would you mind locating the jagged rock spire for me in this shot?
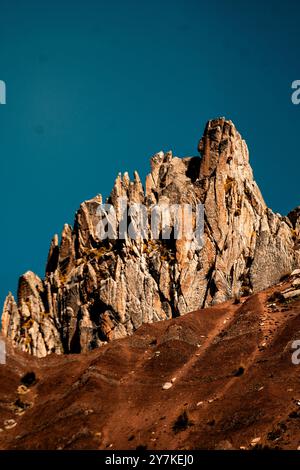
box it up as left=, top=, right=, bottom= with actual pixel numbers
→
left=2, top=119, right=300, bottom=357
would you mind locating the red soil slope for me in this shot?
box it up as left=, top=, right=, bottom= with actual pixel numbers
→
left=1, top=279, right=300, bottom=450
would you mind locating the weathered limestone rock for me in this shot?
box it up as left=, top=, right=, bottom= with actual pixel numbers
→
left=1, top=293, right=19, bottom=339
left=2, top=118, right=300, bottom=356
left=2, top=273, right=63, bottom=357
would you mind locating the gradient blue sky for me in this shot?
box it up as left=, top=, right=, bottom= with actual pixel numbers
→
left=1, top=0, right=300, bottom=306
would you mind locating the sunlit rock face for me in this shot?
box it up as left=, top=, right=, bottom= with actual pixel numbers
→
left=2, top=118, right=300, bottom=357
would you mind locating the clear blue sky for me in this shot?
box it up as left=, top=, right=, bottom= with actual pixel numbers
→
left=1, top=0, right=300, bottom=307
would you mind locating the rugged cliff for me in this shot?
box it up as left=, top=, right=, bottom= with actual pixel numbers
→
left=2, top=118, right=300, bottom=357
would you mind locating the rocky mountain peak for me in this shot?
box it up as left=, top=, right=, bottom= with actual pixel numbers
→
left=2, top=118, right=300, bottom=357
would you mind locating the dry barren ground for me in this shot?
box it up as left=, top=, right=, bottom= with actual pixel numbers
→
left=1, top=278, right=300, bottom=450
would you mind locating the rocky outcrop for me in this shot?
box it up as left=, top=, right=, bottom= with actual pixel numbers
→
left=2, top=118, right=300, bottom=357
